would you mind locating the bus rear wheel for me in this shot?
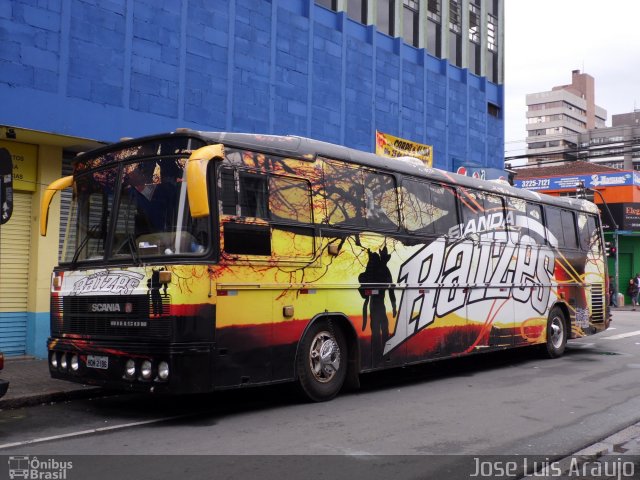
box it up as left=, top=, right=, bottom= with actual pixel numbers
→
left=297, top=319, right=347, bottom=402
left=543, top=307, right=567, bottom=358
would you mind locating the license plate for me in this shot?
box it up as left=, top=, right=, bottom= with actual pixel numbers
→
left=86, top=355, right=109, bottom=369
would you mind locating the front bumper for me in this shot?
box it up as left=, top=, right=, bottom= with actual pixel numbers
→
left=48, top=338, right=214, bottom=394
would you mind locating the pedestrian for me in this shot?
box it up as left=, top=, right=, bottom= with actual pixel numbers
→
left=608, top=275, right=618, bottom=308
left=636, top=273, right=640, bottom=309
left=628, top=278, right=639, bottom=311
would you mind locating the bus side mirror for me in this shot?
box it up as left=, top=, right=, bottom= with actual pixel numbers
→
left=40, top=176, right=73, bottom=236
left=186, top=144, right=224, bottom=218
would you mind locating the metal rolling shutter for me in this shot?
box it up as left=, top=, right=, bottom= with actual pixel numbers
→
left=58, top=154, right=73, bottom=261
left=0, top=192, right=32, bottom=355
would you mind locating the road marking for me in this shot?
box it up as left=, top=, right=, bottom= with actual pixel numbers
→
left=603, top=330, right=640, bottom=340
left=0, top=415, right=188, bottom=450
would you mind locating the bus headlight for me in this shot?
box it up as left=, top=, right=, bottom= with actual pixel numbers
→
left=158, top=361, right=169, bottom=381
left=70, top=355, right=79, bottom=371
left=50, top=353, right=58, bottom=369
left=141, top=360, right=153, bottom=379
left=125, top=359, right=136, bottom=378
left=60, top=354, right=68, bottom=370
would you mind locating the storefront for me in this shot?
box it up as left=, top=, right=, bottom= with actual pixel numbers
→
left=0, top=128, right=103, bottom=357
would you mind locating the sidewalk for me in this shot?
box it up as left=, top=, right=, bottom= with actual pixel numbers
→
left=0, top=356, right=103, bottom=410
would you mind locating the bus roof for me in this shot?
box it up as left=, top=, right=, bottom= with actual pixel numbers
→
left=78, top=130, right=599, bottom=215
left=193, top=131, right=598, bottom=215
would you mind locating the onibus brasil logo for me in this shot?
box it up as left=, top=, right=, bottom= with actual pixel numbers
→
left=8, top=456, right=72, bottom=479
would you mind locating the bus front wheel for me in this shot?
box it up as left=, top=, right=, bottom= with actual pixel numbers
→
left=544, top=307, right=568, bottom=358
left=296, top=319, right=347, bottom=402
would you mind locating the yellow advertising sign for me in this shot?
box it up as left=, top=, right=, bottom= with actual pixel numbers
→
left=375, top=131, right=433, bottom=167
left=0, top=140, right=38, bottom=192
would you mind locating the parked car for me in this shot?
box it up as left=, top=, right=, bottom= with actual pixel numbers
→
left=0, top=351, right=8, bottom=398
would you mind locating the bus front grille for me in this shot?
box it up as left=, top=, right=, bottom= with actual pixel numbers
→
left=50, top=295, right=172, bottom=338
left=591, top=284, right=605, bottom=323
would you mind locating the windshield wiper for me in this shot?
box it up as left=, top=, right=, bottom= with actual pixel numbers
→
left=70, top=224, right=101, bottom=267
left=114, top=232, right=142, bottom=266
left=123, top=233, right=142, bottom=266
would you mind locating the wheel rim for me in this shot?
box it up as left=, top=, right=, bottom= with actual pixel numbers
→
left=550, top=315, right=564, bottom=349
left=308, top=331, right=341, bottom=383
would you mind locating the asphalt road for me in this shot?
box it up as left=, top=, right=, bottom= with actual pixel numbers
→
left=2, top=310, right=640, bottom=479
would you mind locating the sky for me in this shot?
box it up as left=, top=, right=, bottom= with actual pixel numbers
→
left=504, top=0, right=640, bottom=160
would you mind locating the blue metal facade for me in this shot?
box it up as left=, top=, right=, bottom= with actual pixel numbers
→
left=0, top=0, right=504, bottom=169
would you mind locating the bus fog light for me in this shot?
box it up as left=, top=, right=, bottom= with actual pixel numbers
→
left=50, top=353, right=58, bottom=369
left=70, top=355, right=79, bottom=371
left=60, top=354, right=68, bottom=370
left=158, top=361, right=169, bottom=380
left=141, top=360, right=153, bottom=379
left=125, top=359, right=136, bottom=378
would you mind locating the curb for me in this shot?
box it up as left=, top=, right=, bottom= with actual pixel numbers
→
left=517, top=421, right=640, bottom=479
left=0, top=387, right=107, bottom=411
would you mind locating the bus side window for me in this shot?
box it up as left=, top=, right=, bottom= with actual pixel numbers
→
left=459, top=190, right=504, bottom=238
left=401, top=179, right=434, bottom=234
left=362, top=171, right=399, bottom=230
left=430, top=183, right=458, bottom=233
left=324, top=160, right=366, bottom=227
left=544, top=207, right=564, bottom=247
left=220, top=168, right=237, bottom=215
left=269, top=175, right=312, bottom=223
left=484, top=193, right=506, bottom=241
left=561, top=209, right=578, bottom=249
left=401, top=179, right=456, bottom=235
left=545, top=206, right=577, bottom=248
left=578, top=214, right=599, bottom=252
left=525, top=202, right=543, bottom=242
left=224, top=222, right=271, bottom=256
left=239, top=172, right=268, bottom=219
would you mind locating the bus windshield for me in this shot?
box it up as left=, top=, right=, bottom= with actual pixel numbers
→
left=61, top=142, right=210, bottom=264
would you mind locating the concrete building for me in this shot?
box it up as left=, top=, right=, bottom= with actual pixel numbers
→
left=576, top=110, right=640, bottom=170
left=525, top=70, right=607, bottom=165
left=0, top=0, right=505, bottom=357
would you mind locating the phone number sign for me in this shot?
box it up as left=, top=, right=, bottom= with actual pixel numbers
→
left=515, top=172, right=636, bottom=191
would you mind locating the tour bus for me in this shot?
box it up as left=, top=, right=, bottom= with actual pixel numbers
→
left=40, top=130, right=609, bottom=401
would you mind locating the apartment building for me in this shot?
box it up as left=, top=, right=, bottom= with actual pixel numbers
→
left=525, top=70, right=607, bottom=164
left=577, top=110, right=640, bottom=170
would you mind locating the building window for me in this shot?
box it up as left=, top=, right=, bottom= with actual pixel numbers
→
left=377, top=0, right=395, bottom=36
left=487, top=14, right=497, bottom=52
left=347, top=0, right=368, bottom=23
left=449, top=0, right=462, bottom=66
left=426, top=0, right=441, bottom=57
left=316, top=0, right=337, bottom=11
left=427, top=0, right=441, bottom=21
left=449, top=0, right=461, bottom=34
left=468, top=3, right=481, bottom=74
left=403, top=0, right=419, bottom=46
left=487, top=11, right=499, bottom=83
left=488, top=103, right=500, bottom=118
left=468, top=3, right=480, bottom=43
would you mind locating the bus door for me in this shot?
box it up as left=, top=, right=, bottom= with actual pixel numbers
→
left=214, top=167, right=274, bottom=387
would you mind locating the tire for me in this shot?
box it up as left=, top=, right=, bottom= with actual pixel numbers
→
left=296, top=319, right=348, bottom=402
left=543, top=306, right=568, bottom=358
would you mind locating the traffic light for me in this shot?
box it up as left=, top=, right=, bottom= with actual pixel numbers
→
left=576, top=181, right=586, bottom=199
left=605, top=241, right=617, bottom=257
